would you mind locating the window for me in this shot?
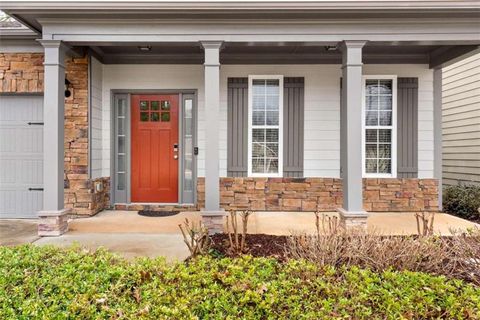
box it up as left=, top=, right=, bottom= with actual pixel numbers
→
left=362, top=76, right=397, bottom=177
left=248, top=75, right=283, bottom=177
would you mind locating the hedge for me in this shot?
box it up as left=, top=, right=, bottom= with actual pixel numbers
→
left=1, top=245, right=479, bottom=319
left=443, top=184, right=480, bottom=221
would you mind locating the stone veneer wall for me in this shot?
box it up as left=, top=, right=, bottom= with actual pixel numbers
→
left=0, top=53, right=110, bottom=215
left=197, top=177, right=439, bottom=212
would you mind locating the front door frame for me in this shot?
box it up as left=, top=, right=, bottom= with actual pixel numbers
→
left=110, top=89, right=197, bottom=206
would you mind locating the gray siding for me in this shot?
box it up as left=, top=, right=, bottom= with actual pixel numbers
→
left=283, top=77, right=305, bottom=177
left=397, top=77, right=419, bottom=178
left=227, top=77, right=305, bottom=177
left=442, top=53, right=480, bottom=186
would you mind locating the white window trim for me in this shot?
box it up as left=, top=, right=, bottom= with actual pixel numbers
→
left=247, top=75, right=284, bottom=177
left=361, top=75, right=398, bottom=178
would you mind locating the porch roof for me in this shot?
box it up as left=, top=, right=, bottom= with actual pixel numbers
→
left=1, top=1, right=479, bottom=68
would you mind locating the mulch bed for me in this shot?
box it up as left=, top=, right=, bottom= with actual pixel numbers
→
left=210, top=234, right=289, bottom=260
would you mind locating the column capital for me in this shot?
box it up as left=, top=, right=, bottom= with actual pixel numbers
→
left=340, top=40, right=367, bottom=67
left=200, top=40, right=224, bottom=50
left=37, top=39, right=69, bottom=67
left=339, top=40, right=368, bottom=51
left=201, top=41, right=223, bottom=67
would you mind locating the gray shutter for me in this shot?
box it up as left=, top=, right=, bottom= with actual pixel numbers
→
left=227, top=77, right=305, bottom=177
left=283, top=77, right=304, bottom=177
left=397, top=77, right=418, bottom=178
left=227, top=78, right=248, bottom=177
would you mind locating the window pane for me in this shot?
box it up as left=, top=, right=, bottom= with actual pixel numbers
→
left=140, top=112, right=149, bottom=122
left=365, top=144, right=377, bottom=158
left=365, top=111, right=378, bottom=126
left=140, top=101, right=149, bottom=110
left=379, top=80, right=392, bottom=94
left=266, top=159, right=278, bottom=173
left=365, top=96, right=378, bottom=110
left=379, top=111, right=392, bottom=126
left=117, top=173, right=125, bottom=190
left=118, top=136, right=125, bottom=154
left=366, top=159, right=377, bottom=173
left=252, top=142, right=265, bottom=158
left=252, top=111, right=265, bottom=125
left=252, top=80, right=266, bottom=95
left=266, top=129, right=279, bottom=142
left=266, top=95, right=279, bottom=110
left=266, top=111, right=279, bottom=125
left=379, top=144, right=391, bottom=158
left=252, top=129, right=265, bottom=142
left=378, top=129, right=391, bottom=143
left=151, top=101, right=160, bottom=110
left=266, top=80, right=279, bottom=95
left=365, top=80, right=379, bottom=94
left=161, top=101, right=171, bottom=110
left=151, top=112, right=160, bottom=122
left=265, top=143, right=278, bottom=157
left=378, top=159, right=391, bottom=173
left=365, top=129, right=377, bottom=143
left=118, top=100, right=125, bottom=116
left=379, top=96, right=392, bottom=110
left=252, top=158, right=265, bottom=173
left=118, top=119, right=125, bottom=134
left=185, top=99, right=193, bottom=117
left=253, top=95, right=265, bottom=110
left=118, top=154, right=125, bottom=172
left=161, top=112, right=170, bottom=122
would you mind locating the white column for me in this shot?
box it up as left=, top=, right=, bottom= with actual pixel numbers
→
left=38, top=40, right=69, bottom=212
left=200, top=41, right=225, bottom=233
left=433, top=68, right=443, bottom=211
left=337, top=40, right=368, bottom=227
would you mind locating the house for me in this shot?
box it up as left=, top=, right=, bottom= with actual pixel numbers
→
left=0, top=1, right=479, bottom=234
left=442, top=53, right=480, bottom=186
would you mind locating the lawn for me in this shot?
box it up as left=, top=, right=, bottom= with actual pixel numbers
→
left=1, top=245, right=479, bottom=319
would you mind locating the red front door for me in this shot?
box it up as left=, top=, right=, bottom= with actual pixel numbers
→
left=131, top=94, right=179, bottom=203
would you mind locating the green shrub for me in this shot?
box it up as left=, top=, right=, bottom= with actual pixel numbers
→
left=443, top=184, right=480, bottom=220
left=1, top=245, right=479, bottom=319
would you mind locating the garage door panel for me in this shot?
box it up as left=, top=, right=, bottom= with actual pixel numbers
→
left=0, top=95, right=43, bottom=218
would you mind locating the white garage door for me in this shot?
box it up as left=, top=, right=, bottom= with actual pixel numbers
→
left=0, top=95, right=43, bottom=218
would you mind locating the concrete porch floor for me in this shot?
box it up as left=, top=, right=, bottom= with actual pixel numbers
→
left=66, top=210, right=479, bottom=236
left=28, top=210, right=478, bottom=261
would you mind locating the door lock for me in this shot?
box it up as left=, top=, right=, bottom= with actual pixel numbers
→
left=173, top=143, right=179, bottom=160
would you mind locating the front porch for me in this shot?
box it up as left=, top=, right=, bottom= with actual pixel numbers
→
left=27, top=209, right=479, bottom=260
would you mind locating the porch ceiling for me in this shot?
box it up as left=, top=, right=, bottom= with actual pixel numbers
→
left=86, top=42, right=477, bottom=68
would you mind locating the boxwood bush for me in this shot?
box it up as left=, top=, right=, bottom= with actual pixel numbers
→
left=1, top=245, right=479, bottom=319
left=443, top=184, right=480, bottom=221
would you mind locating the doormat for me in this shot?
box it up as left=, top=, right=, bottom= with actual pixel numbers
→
left=138, top=210, right=180, bottom=217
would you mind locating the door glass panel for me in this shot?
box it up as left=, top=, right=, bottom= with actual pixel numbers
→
left=151, top=112, right=160, bottom=122
left=140, top=101, right=149, bottom=110
left=118, top=136, right=125, bottom=154
left=151, top=101, right=160, bottom=110
left=161, top=101, right=171, bottom=110
left=140, top=112, right=149, bottom=122
left=117, top=173, right=125, bottom=190
left=184, top=99, right=194, bottom=192
left=161, top=112, right=170, bottom=122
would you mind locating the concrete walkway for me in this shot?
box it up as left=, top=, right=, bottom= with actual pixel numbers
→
left=0, top=219, right=39, bottom=246
left=34, top=233, right=190, bottom=261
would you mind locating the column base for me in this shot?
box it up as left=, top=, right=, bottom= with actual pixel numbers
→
left=37, top=208, right=71, bottom=236
left=336, top=208, right=368, bottom=230
left=201, top=209, right=226, bottom=235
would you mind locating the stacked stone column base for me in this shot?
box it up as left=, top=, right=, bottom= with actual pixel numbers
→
left=337, top=208, right=368, bottom=230
left=37, top=209, right=71, bottom=236
left=201, top=209, right=226, bottom=235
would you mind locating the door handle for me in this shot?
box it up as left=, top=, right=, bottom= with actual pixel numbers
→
left=28, top=188, right=44, bottom=191
left=173, top=143, right=179, bottom=160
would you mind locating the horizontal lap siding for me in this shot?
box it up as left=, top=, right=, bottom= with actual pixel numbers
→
left=442, top=53, right=480, bottom=186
